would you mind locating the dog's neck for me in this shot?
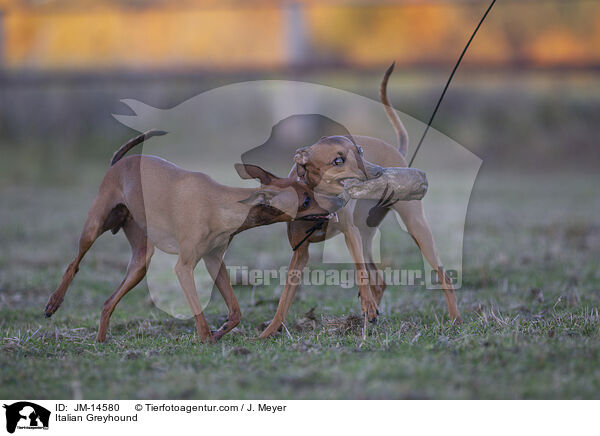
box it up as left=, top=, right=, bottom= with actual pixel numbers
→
left=230, top=203, right=288, bottom=236
left=217, top=185, right=289, bottom=236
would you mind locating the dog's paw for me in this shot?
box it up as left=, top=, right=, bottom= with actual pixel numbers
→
left=360, top=295, right=379, bottom=324
left=452, top=314, right=463, bottom=325
left=211, top=330, right=225, bottom=342
left=44, top=294, right=63, bottom=317
left=258, top=319, right=283, bottom=339
left=199, top=334, right=217, bottom=345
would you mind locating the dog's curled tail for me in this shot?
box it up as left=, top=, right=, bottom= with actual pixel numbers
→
left=110, top=129, right=168, bottom=166
left=380, top=62, right=409, bottom=157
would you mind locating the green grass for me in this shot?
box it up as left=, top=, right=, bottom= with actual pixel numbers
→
left=1, top=171, right=600, bottom=399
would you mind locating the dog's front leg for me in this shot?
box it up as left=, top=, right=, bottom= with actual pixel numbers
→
left=343, top=225, right=379, bottom=325
left=174, top=253, right=215, bottom=344
left=204, top=250, right=241, bottom=341
left=259, top=243, right=310, bottom=339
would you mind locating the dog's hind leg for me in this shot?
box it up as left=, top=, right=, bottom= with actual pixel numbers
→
left=204, top=247, right=241, bottom=341
left=96, top=217, right=154, bottom=342
left=44, top=191, right=123, bottom=318
left=394, top=201, right=462, bottom=323
left=259, top=242, right=310, bottom=339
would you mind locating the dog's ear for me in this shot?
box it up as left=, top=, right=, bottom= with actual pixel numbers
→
left=294, top=147, right=310, bottom=166
left=238, top=190, right=277, bottom=206
left=234, top=163, right=278, bottom=185
left=294, top=147, right=310, bottom=179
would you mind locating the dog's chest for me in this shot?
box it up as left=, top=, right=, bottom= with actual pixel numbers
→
left=309, top=225, right=327, bottom=241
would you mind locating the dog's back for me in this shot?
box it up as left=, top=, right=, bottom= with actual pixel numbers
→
left=347, top=135, right=407, bottom=168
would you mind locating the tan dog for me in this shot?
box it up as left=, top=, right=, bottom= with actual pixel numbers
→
left=44, top=131, right=337, bottom=343
left=260, top=64, right=461, bottom=338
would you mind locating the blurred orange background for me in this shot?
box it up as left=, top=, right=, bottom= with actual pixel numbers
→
left=1, top=0, right=599, bottom=71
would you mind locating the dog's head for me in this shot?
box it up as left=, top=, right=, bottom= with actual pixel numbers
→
left=234, top=163, right=343, bottom=223
left=294, top=135, right=383, bottom=196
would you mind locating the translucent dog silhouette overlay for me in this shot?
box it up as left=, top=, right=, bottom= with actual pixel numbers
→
left=113, top=80, right=481, bottom=318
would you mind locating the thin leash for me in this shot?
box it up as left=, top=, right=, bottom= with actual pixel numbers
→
left=293, top=220, right=325, bottom=251
left=408, top=0, right=497, bottom=167
left=293, top=0, right=497, bottom=251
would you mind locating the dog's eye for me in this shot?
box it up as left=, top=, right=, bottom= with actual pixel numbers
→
left=303, top=194, right=311, bottom=208
left=333, top=156, right=344, bottom=166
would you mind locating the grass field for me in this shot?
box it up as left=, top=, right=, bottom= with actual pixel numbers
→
left=1, top=169, right=599, bottom=399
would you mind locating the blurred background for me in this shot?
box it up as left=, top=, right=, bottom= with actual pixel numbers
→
left=0, top=0, right=599, bottom=185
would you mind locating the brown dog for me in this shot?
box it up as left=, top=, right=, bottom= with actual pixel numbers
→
left=44, top=131, right=338, bottom=343
left=259, top=64, right=462, bottom=338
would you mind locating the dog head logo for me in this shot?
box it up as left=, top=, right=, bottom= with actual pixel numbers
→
left=3, top=402, right=50, bottom=433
